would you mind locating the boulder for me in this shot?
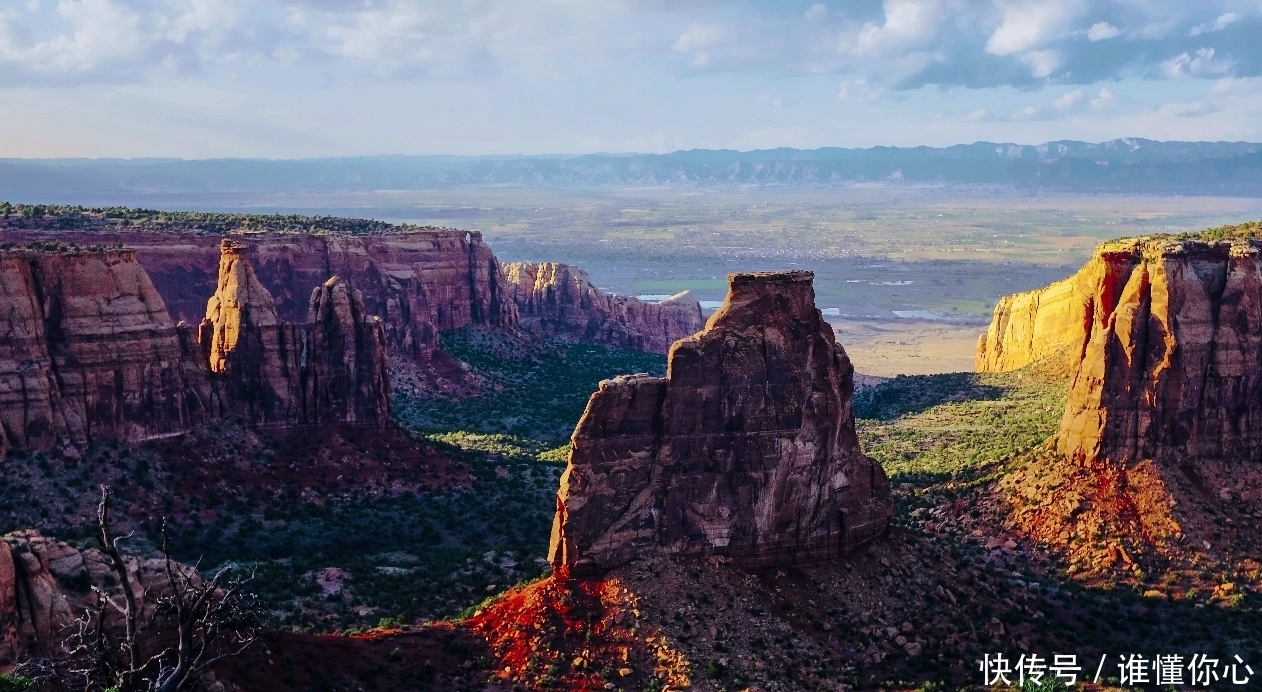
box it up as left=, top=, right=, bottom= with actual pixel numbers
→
left=0, top=531, right=182, bottom=662
left=549, top=270, right=891, bottom=574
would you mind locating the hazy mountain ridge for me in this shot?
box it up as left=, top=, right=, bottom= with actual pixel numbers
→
left=3, top=139, right=1262, bottom=197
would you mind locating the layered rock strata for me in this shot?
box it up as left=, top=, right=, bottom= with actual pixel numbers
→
left=1, top=241, right=393, bottom=454
left=975, top=272, right=1087, bottom=373
left=503, top=262, right=704, bottom=354
left=5, top=230, right=517, bottom=367
left=979, top=235, right=1262, bottom=571
left=0, top=248, right=211, bottom=451
left=549, top=270, right=892, bottom=575
left=200, top=241, right=391, bottom=427
left=981, top=236, right=1262, bottom=468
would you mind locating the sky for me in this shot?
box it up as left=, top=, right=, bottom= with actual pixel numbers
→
left=0, top=0, right=1260, bottom=158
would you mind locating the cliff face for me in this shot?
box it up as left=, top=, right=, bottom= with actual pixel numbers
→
left=200, top=241, right=391, bottom=427
left=503, top=262, right=704, bottom=355
left=9, top=229, right=512, bottom=363
left=1, top=240, right=393, bottom=454
left=0, top=249, right=211, bottom=452
left=1054, top=238, right=1262, bottom=467
left=549, top=270, right=891, bottom=575
left=982, top=237, right=1262, bottom=467
left=982, top=236, right=1262, bottom=571
left=5, top=230, right=517, bottom=366
left=975, top=271, right=1091, bottom=373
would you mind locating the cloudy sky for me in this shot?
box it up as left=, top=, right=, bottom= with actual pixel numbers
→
left=0, top=0, right=1260, bottom=157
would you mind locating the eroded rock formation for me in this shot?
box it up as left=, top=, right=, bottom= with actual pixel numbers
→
left=5, top=229, right=517, bottom=367
left=1, top=240, right=393, bottom=454
left=982, top=236, right=1262, bottom=467
left=200, top=241, right=391, bottom=427
left=549, top=270, right=891, bottom=574
left=504, top=262, right=704, bottom=354
left=983, top=234, right=1262, bottom=569
left=975, top=271, right=1088, bottom=373
left=0, top=248, right=211, bottom=451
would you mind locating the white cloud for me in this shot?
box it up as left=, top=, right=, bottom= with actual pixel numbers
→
left=1086, top=22, right=1119, bottom=41
left=1211, top=76, right=1261, bottom=93
left=1090, top=87, right=1116, bottom=108
left=1171, top=101, right=1220, bottom=117
left=805, top=3, right=828, bottom=21
left=1011, top=104, right=1042, bottom=120
left=1054, top=88, right=1084, bottom=109
left=1021, top=49, right=1061, bottom=78
left=673, top=23, right=722, bottom=53
left=0, top=0, right=143, bottom=73
left=1162, top=47, right=1233, bottom=78
left=848, top=0, right=944, bottom=55
left=1190, top=11, right=1239, bottom=36
left=985, top=0, right=1084, bottom=57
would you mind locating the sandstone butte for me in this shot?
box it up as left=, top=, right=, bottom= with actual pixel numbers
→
left=0, top=240, right=391, bottom=455
left=503, top=261, right=705, bottom=355
left=978, top=235, right=1262, bottom=467
left=200, top=240, right=391, bottom=427
left=549, top=270, right=892, bottom=575
left=978, top=233, right=1262, bottom=567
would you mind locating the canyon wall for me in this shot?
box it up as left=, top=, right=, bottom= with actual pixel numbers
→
left=0, top=248, right=211, bottom=452
left=974, top=271, right=1090, bottom=373
left=1, top=241, right=393, bottom=454
left=981, top=235, right=1262, bottom=468
left=549, top=270, right=892, bottom=575
left=5, top=229, right=518, bottom=366
left=981, top=235, right=1262, bottom=566
left=503, top=262, right=704, bottom=355
left=1053, top=238, right=1262, bottom=467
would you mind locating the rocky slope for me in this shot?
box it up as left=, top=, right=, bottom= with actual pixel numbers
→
left=0, top=248, right=212, bottom=453
left=503, top=262, right=704, bottom=354
left=0, top=530, right=183, bottom=664
left=201, top=241, right=391, bottom=427
left=549, top=270, right=892, bottom=574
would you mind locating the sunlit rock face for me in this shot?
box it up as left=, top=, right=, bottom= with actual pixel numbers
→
left=503, top=261, right=704, bottom=355
left=549, top=270, right=892, bottom=575
left=1054, top=239, right=1262, bottom=468
left=982, top=236, right=1262, bottom=468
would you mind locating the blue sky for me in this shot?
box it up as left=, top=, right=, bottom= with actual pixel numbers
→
left=0, top=0, right=1260, bottom=157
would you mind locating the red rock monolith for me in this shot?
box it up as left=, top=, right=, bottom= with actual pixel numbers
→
left=549, top=270, right=892, bottom=574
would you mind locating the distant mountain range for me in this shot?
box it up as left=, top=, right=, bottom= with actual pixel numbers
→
left=3, top=139, right=1262, bottom=198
